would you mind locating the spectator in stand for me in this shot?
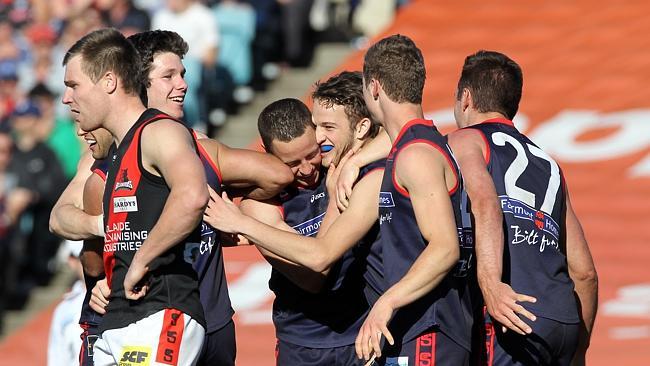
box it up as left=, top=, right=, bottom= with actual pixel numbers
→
left=278, top=0, right=315, bottom=67
left=0, top=127, right=33, bottom=328
left=18, top=23, right=62, bottom=96
left=0, top=61, right=19, bottom=124
left=97, top=0, right=151, bottom=36
left=29, top=83, right=81, bottom=180
left=47, top=240, right=85, bottom=366
left=247, top=0, right=283, bottom=91
left=9, top=100, right=66, bottom=287
left=213, top=0, right=256, bottom=105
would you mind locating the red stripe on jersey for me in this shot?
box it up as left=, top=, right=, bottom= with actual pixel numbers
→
left=92, top=168, right=106, bottom=182
left=415, top=331, right=436, bottom=366
left=481, top=118, right=515, bottom=127
left=392, top=139, right=460, bottom=197
left=103, top=123, right=149, bottom=287
left=476, top=130, right=492, bottom=165
left=484, top=306, right=495, bottom=366
left=392, top=119, right=434, bottom=150
left=196, top=140, right=223, bottom=183
left=156, top=309, right=185, bottom=365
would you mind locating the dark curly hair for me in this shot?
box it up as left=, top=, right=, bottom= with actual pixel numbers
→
left=127, top=30, right=188, bottom=104
left=312, top=71, right=379, bottom=138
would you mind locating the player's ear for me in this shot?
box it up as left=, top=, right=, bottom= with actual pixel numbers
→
left=354, top=117, right=372, bottom=140
left=102, top=71, right=118, bottom=94
left=371, top=78, right=381, bottom=100
left=460, top=88, right=472, bottom=112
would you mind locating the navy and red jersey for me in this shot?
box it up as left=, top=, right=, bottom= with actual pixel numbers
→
left=358, top=159, right=386, bottom=306
left=77, top=146, right=115, bottom=328
left=378, top=119, right=474, bottom=351
left=184, top=136, right=235, bottom=334
left=270, top=170, right=369, bottom=348
left=467, top=118, right=579, bottom=324
left=100, top=108, right=205, bottom=333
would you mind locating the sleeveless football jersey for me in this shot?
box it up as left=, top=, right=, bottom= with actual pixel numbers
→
left=271, top=171, right=369, bottom=348
left=467, top=118, right=579, bottom=323
left=358, top=159, right=386, bottom=306
left=378, top=119, right=474, bottom=351
left=100, top=109, right=205, bottom=332
left=184, top=136, right=235, bottom=333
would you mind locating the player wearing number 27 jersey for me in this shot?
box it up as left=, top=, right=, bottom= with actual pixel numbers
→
left=450, top=50, right=597, bottom=366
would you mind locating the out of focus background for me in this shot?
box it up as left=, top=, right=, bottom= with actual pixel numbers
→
left=0, top=0, right=648, bottom=365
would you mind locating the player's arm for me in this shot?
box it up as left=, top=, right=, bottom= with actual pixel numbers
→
left=564, top=191, right=598, bottom=366
left=356, top=143, right=460, bottom=360
left=199, top=138, right=293, bottom=200
left=125, top=120, right=209, bottom=300
left=80, top=172, right=105, bottom=278
left=336, top=128, right=390, bottom=210
left=237, top=198, right=326, bottom=293
left=449, top=129, right=537, bottom=335
left=205, top=170, right=381, bottom=273
left=49, top=152, right=103, bottom=240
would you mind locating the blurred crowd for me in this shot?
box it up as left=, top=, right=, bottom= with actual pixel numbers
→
left=0, top=0, right=409, bottom=334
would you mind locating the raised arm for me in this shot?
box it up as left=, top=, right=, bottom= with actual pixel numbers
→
left=564, top=191, right=598, bottom=366
left=124, top=120, right=209, bottom=300
left=49, top=152, right=103, bottom=240
left=199, top=138, right=293, bottom=200
left=356, top=143, right=460, bottom=360
left=449, top=129, right=537, bottom=335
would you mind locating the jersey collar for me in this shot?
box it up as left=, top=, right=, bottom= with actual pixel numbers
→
left=480, top=118, right=515, bottom=127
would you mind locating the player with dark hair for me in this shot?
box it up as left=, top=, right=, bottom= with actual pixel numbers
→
left=449, top=50, right=598, bottom=366
left=204, top=72, right=385, bottom=365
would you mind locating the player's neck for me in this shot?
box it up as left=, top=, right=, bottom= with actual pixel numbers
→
left=383, top=103, right=424, bottom=143
left=467, top=111, right=508, bottom=127
left=104, top=96, right=148, bottom=146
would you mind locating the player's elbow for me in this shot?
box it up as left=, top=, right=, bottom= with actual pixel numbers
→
left=48, top=212, right=61, bottom=235
left=441, top=243, right=460, bottom=273
left=572, top=266, right=598, bottom=289
left=273, top=166, right=294, bottom=189
left=257, top=167, right=294, bottom=200
left=309, top=251, right=333, bottom=273
left=182, top=184, right=210, bottom=217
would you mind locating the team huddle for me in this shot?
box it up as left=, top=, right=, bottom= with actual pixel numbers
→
left=50, top=28, right=598, bottom=366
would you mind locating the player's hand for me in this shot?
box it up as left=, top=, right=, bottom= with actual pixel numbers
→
left=325, top=162, right=339, bottom=201
left=355, top=296, right=395, bottom=361
left=203, top=187, right=245, bottom=234
left=89, top=278, right=111, bottom=314
left=335, top=150, right=360, bottom=211
left=124, top=260, right=149, bottom=300
left=483, top=281, right=537, bottom=335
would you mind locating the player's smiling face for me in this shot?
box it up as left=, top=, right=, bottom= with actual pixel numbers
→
left=146, top=51, right=187, bottom=119
left=76, top=121, right=113, bottom=159
left=270, top=127, right=322, bottom=188
left=312, top=100, right=355, bottom=168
